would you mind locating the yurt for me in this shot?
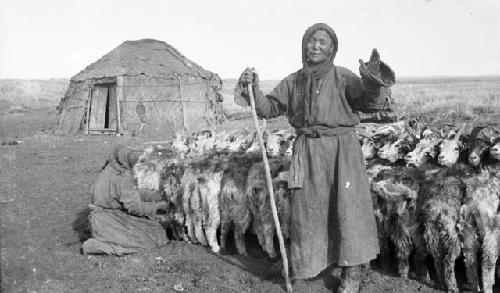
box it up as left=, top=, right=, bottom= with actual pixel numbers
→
left=55, top=39, right=224, bottom=136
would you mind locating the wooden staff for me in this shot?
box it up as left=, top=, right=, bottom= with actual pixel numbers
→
left=246, top=81, right=293, bottom=293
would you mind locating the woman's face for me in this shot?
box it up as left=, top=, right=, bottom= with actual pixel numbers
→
left=305, top=29, right=334, bottom=64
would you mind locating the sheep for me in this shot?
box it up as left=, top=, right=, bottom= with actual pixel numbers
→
left=246, top=157, right=292, bottom=258
left=459, top=169, right=500, bottom=293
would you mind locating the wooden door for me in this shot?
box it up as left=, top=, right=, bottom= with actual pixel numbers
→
left=89, top=86, right=108, bottom=130
left=88, top=84, right=117, bottom=132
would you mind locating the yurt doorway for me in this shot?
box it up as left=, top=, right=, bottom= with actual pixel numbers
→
left=88, top=83, right=117, bottom=134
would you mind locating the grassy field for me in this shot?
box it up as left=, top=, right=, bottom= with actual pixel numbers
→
left=221, top=76, right=500, bottom=126
left=2, top=76, right=499, bottom=124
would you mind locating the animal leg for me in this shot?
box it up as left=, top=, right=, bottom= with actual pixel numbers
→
left=443, top=254, right=459, bottom=293
left=462, top=237, right=480, bottom=292
left=219, top=220, right=231, bottom=252
left=481, top=232, right=499, bottom=293
left=183, top=184, right=196, bottom=242
left=184, top=215, right=195, bottom=243
left=204, top=183, right=221, bottom=253
left=194, top=217, right=207, bottom=245
left=205, top=226, right=220, bottom=253
left=379, top=237, right=391, bottom=271
left=396, top=247, right=411, bottom=279
left=431, top=253, right=444, bottom=289
left=263, top=223, right=277, bottom=259
left=413, top=249, right=430, bottom=282
left=234, top=215, right=251, bottom=256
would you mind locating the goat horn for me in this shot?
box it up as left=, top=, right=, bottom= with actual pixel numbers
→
left=427, top=125, right=441, bottom=136
left=454, top=122, right=467, bottom=142
left=404, top=121, right=418, bottom=140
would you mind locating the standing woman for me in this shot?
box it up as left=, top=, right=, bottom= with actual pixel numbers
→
left=235, top=23, right=394, bottom=293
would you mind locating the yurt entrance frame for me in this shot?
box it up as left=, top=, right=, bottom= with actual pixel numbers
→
left=86, top=78, right=119, bottom=134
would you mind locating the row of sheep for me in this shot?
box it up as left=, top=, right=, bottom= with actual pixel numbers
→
left=134, top=122, right=500, bottom=293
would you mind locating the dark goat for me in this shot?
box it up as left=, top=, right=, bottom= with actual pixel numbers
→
left=219, top=154, right=257, bottom=255
left=418, top=166, right=469, bottom=292
left=468, top=126, right=500, bottom=167
left=246, top=157, right=291, bottom=258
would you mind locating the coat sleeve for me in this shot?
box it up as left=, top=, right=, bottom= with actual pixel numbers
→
left=342, top=66, right=394, bottom=113
left=235, top=74, right=294, bottom=119
left=117, top=175, right=157, bottom=217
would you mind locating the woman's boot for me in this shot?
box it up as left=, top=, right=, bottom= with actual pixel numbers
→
left=336, top=265, right=360, bottom=293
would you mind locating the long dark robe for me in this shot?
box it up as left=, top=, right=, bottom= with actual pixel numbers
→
left=238, top=64, right=380, bottom=279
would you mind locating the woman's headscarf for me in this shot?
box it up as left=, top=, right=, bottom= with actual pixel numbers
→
left=103, top=145, right=143, bottom=174
left=300, top=23, right=338, bottom=79
left=298, top=23, right=338, bottom=125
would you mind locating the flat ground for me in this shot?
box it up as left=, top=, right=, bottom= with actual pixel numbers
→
left=2, top=77, right=500, bottom=292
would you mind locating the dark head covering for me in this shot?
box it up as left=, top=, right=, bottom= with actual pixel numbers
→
left=300, top=23, right=338, bottom=79
left=104, top=145, right=143, bottom=173
left=298, top=23, right=339, bottom=125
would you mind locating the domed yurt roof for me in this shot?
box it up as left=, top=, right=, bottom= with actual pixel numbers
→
left=71, top=39, right=219, bottom=81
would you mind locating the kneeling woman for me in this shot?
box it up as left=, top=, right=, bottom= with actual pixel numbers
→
left=82, top=145, right=169, bottom=255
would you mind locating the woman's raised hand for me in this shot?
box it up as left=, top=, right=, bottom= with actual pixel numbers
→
left=239, top=67, right=259, bottom=86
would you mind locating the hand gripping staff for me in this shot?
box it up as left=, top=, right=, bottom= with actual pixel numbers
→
left=244, top=78, right=293, bottom=293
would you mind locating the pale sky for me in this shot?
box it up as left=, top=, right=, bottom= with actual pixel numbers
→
left=1, top=0, right=499, bottom=79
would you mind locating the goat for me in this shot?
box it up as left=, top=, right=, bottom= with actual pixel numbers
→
left=377, top=134, right=416, bottom=164
left=418, top=167, right=467, bottom=292
left=370, top=167, right=428, bottom=280
left=180, top=154, right=226, bottom=253
left=219, top=155, right=256, bottom=255
left=490, top=137, right=500, bottom=161
left=161, top=161, right=188, bottom=241
left=459, top=170, right=500, bottom=293
left=246, top=157, right=291, bottom=258
left=360, top=136, right=378, bottom=160
left=404, top=137, right=441, bottom=167
left=436, top=123, right=468, bottom=167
